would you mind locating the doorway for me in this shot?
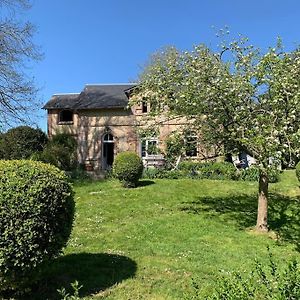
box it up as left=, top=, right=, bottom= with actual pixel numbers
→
left=102, top=133, right=114, bottom=170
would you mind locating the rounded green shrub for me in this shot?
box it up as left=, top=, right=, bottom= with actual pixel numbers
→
left=296, top=162, right=300, bottom=182
left=0, top=160, right=74, bottom=292
left=113, top=152, right=143, bottom=187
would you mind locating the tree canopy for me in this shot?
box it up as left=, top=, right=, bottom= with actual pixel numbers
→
left=0, top=0, right=41, bottom=129
left=131, top=35, right=300, bottom=231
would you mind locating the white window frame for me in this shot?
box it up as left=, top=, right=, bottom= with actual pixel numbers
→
left=140, top=138, right=160, bottom=158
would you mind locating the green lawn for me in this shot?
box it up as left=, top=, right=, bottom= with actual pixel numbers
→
left=37, top=171, right=300, bottom=299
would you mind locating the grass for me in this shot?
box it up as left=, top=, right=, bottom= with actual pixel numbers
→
left=33, top=170, right=299, bottom=299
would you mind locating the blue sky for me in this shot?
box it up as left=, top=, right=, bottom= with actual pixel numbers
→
left=27, top=0, right=300, bottom=131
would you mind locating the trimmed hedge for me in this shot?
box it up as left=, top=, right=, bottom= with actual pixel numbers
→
left=113, top=152, right=143, bottom=187
left=0, top=160, right=74, bottom=292
left=296, top=162, right=300, bottom=182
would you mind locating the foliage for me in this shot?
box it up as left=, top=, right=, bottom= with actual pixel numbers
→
left=0, top=0, right=42, bottom=128
left=0, top=160, right=74, bottom=293
left=113, top=151, right=144, bottom=187
left=296, top=162, right=300, bottom=182
left=57, top=281, right=82, bottom=300
left=131, top=34, right=300, bottom=230
left=164, top=132, right=185, bottom=168
left=239, top=166, right=280, bottom=183
left=143, top=167, right=185, bottom=179
left=205, top=249, right=300, bottom=300
left=143, top=162, right=281, bottom=182
left=0, top=126, right=48, bottom=159
left=132, top=39, right=300, bottom=169
left=178, top=161, right=238, bottom=180
left=198, top=162, right=238, bottom=180
left=34, top=133, right=78, bottom=171
left=68, top=165, right=91, bottom=181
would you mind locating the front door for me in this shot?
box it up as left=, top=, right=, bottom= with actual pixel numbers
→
left=102, top=133, right=114, bottom=169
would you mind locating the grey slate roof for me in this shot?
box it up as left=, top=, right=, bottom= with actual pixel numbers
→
left=43, top=84, right=136, bottom=110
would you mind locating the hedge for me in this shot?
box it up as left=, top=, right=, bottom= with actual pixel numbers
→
left=0, top=160, right=74, bottom=293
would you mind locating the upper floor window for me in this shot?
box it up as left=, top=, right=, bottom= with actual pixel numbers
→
left=59, top=110, right=73, bottom=123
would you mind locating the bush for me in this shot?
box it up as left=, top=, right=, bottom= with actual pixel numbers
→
left=34, top=133, right=77, bottom=171
left=296, top=162, right=300, bottom=182
left=113, top=152, right=143, bottom=187
left=143, top=168, right=185, bottom=179
left=142, top=162, right=237, bottom=180
left=0, top=160, right=74, bottom=293
left=0, top=126, right=48, bottom=159
left=143, top=162, right=281, bottom=183
left=204, top=249, right=300, bottom=300
left=239, top=166, right=280, bottom=183
left=178, top=161, right=238, bottom=180
left=142, top=167, right=162, bottom=179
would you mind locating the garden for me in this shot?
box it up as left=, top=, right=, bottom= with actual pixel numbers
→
left=8, top=167, right=300, bottom=299
left=0, top=131, right=299, bottom=299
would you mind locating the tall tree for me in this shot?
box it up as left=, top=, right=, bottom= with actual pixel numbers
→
left=131, top=36, right=300, bottom=232
left=0, top=0, right=41, bottom=129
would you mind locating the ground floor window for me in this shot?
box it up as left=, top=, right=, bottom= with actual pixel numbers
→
left=185, top=133, right=198, bottom=157
left=141, top=138, right=159, bottom=157
left=102, top=133, right=114, bottom=169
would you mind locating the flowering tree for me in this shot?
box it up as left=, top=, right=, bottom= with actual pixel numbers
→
left=131, top=37, right=300, bottom=232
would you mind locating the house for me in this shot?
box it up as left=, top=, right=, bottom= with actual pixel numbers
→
left=43, top=83, right=214, bottom=174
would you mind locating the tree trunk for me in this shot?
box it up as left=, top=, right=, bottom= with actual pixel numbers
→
left=256, top=171, right=269, bottom=232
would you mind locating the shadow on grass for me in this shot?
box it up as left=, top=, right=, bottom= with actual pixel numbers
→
left=137, top=180, right=155, bottom=187
left=180, top=193, right=300, bottom=251
left=30, top=253, right=137, bottom=299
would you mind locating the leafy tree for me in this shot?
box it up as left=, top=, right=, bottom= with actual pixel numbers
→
left=131, top=35, right=300, bottom=232
left=35, top=133, right=78, bottom=171
left=0, top=125, right=47, bottom=159
left=0, top=0, right=41, bottom=129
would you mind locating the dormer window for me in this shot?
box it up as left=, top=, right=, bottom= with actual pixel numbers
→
left=59, top=110, right=73, bottom=124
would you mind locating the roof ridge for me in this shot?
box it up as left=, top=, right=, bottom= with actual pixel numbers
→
left=85, top=83, right=136, bottom=86
left=53, top=93, right=80, bottom=96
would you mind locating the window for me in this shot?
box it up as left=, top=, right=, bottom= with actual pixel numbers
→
left=185, top=133, right=198, bottom=157
left=103, top=133, right=114, bottom=142
left=142, top=101, right=148, bottom=113
left=141, top=139, right=159, bottom=157
left=59, top=110, right=73, bottom=123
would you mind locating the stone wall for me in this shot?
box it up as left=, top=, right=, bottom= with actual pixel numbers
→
left=47, top=104, right=218, bottom=173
